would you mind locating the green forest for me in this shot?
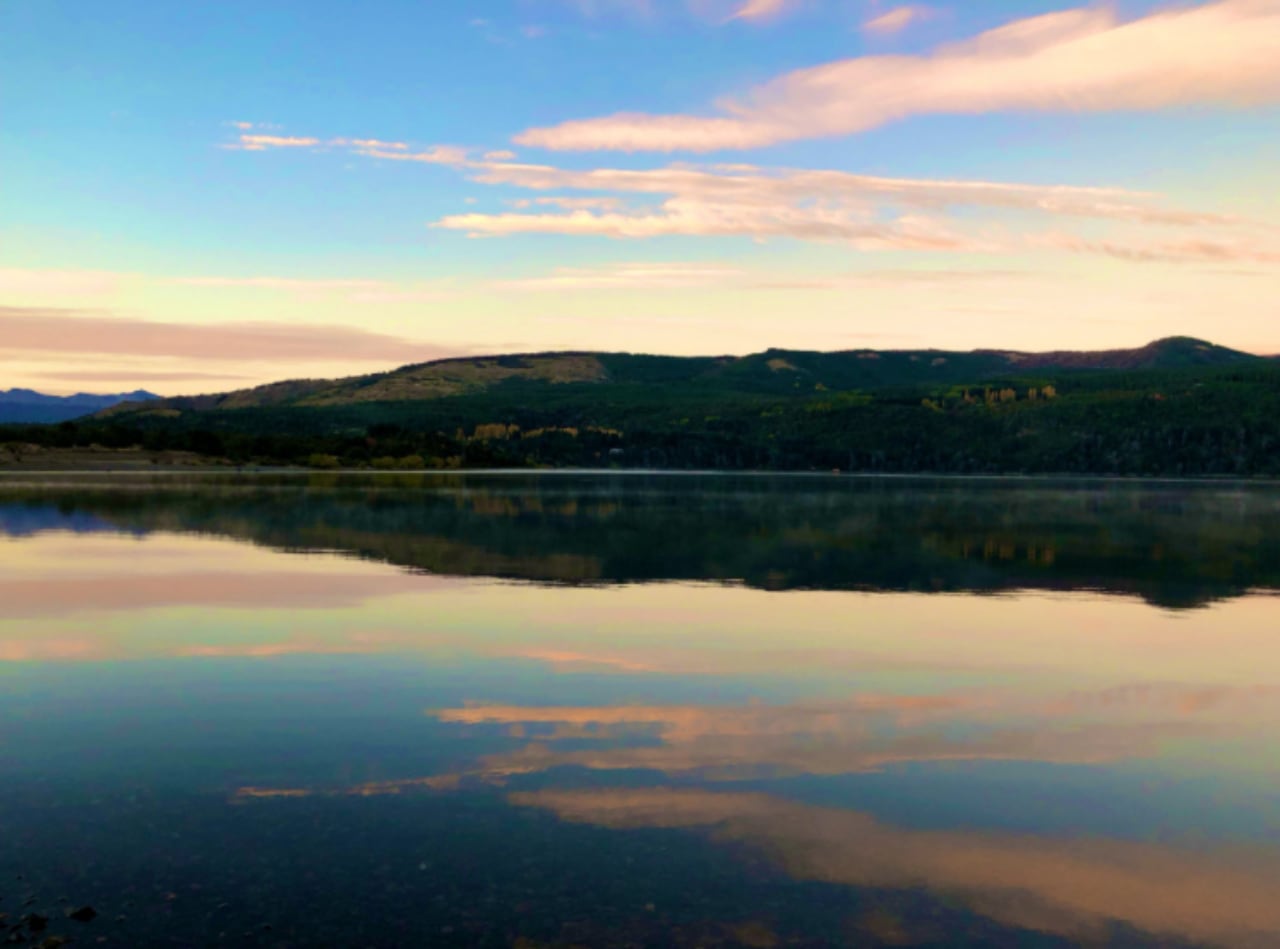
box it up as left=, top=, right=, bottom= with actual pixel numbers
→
left=4, top=338, right=1280, bottom=476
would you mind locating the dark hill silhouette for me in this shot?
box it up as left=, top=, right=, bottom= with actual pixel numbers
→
left=10, top=337, right=1276, bottom=477
left=104, top=337, right=1257, bottom=416
left=977, top=337, right=1255, bottom=371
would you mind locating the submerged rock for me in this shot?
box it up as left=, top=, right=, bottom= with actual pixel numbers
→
left=65, top=906, right=97, bottom=923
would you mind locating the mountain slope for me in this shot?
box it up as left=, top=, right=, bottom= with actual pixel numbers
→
left=0, top=388, right=160, bottom=424
left=107, top=337, right=1258, bottom=418
left=12, top=336, right=1276, bottom=477
left=980, top=337, right=1257, bottom=371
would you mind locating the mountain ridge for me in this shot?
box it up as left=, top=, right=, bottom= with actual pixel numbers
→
left=0, top=388, right=161, bottom=424
left=7, top=335, right=1279, bottom=477
left=107, top=336, right=1257, bottom=417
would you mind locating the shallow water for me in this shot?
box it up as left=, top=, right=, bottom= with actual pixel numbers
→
left=2, top=473, right=1278, bottom=947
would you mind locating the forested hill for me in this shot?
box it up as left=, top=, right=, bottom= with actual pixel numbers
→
left=4, top=337, right=1280, bottom=476
left=103, top=336, right=1254, bottom=414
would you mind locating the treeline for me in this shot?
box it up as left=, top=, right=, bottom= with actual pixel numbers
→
left=4, top=362, right=1280, bottom=476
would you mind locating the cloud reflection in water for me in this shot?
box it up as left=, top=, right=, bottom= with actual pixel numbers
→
left=511, top=787, right=1280, bottom=948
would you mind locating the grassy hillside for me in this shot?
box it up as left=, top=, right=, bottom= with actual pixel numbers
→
left=7, top=337, right=1279, bottom=476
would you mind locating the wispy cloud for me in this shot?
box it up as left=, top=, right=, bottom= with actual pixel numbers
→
left=222, top=130, right=464, bottom=162
left=862, top=4, right=935, bottom=36
left=31, top=369, right=254, bottom=384
left=170, top=273, right=454, bottom=304
left=219, top=130, right=1275, bottom=263
left=437, top=205, right=966, bottom=246
left=225, top=134, right=321, bottom=152
left=0, top=268, right=126, bottom=299
left=0, top=306, right=461, bottom=363
left=0, top=571, right=427, bottom=620
left=352, top=144, right=472, bottom=165
left=172, top=276, right=394, bottom=291
left=430, top=156, right=1241, bottom=248
left=543, top=0, right=804, bottom=25
left=231, top=132, right=1222, bottom=237
left=462, top=159, right=1225, bottom=224
left=1035, top=233, right=1280, bottom=265
left=497, top=262, right=745, bottom=291
left=515, top=0, right=1280, bottom=151
left=727, top=0, right=803, bottom=23
left=333, top=137, right=409, bottom=150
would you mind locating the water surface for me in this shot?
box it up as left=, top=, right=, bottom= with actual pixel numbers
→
left=2, top=473, right=1279, bottom=947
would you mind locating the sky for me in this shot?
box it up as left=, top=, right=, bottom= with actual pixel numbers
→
left=1, top=0, right=1278, bottom=395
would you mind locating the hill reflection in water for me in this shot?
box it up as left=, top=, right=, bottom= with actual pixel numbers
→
left=2, top=471, right=1278, bottom=608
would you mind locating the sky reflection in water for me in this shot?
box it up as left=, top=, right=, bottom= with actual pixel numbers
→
left=1, top=474, right=1278, bottom=947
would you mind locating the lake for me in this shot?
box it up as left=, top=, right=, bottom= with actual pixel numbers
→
left=2, top=472, right=1279, bottom=948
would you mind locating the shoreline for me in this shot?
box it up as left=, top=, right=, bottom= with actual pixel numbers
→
left=2, top=465, right=1280, bottom=487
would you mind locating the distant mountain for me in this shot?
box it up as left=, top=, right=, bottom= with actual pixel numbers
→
left=108, top=336, right=1257, bottom=416
left=0, top=388, right=160, bottom=424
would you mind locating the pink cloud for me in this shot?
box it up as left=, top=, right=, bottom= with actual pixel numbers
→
left=0, top=306, right=462, bottom=363
left=1035, top=233, right=1280, bottom=264
left=222, top=130, right=461, bottom=161
left=436, top=205, right=966, bottom=246
left=430, top=157, right=1236, bottom=246
left=462, top=159, right=1219, bottom=224
left=228, top=134, right=321, bottom=151
left=337, top=137, right=410, bottom=150
left=862, top=4, right=935, bottom=36
left=0, top=571, right=426, bottom=619
left=353, top=144, right=471, bottom=165
left=496, top=262, right=746, bottom=291
left=0, top=267, right=125, bottom=298
left=515, top=0, right=1280, bottom=151
left=31, top=369, right=253, bottom=384
left=216, top=123, right=1268, bottom=262
left=512, top=787, right=1280, bottom=945
left=171, top=275, right=395, bottom=292
left=728, top=0, right=802, bottom=22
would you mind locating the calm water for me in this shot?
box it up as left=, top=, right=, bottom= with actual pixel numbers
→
left=2, top=473, right=1279, bottom=948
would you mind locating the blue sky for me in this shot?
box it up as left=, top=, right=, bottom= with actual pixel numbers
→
left=2, top=0, right=1278, bottom=392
